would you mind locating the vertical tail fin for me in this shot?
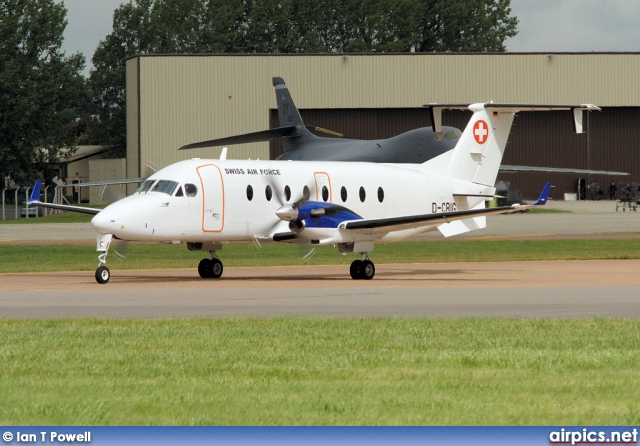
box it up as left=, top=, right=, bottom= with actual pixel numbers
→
left=447, top=103, right=514, bottom=187
left=272, top=77, right=315, bottom=153
left=273, top=77, right=305, bottom=127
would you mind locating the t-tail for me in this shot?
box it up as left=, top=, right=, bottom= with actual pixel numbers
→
left=425, top=103, right=601, bottom=187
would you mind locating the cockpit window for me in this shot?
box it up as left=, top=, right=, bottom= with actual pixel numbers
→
left=185, top=183, right=198, bottom=197
left=151, top=180, right=178, bottom=195
left=136, top=179, right=156, bottom=193
left=174, top=186, right=184, bottom=197
left=442, top=129, right=462, bottom=141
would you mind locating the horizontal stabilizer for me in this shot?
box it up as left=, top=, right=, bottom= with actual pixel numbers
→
left=424, top=103, right=601, bottom=135
left=500, top=165, right=629, bottom=176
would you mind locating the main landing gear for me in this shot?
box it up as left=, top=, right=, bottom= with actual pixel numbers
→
left=188, top=242, right=225, bottom=279
left=198, top=256, right=223, bottom=279
left=350, top=254, right=375, bottom=280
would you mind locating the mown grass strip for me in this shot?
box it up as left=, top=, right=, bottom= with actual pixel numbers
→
left=1, top=318, right=638, bottom=425
left=0, top=211, right=95, bottom=224
left=2, top=238, right=640, bottom=273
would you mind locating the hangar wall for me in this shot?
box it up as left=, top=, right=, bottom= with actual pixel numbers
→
left=127, top=53, right=640, bottom=198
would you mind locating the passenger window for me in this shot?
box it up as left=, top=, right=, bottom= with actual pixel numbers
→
left=359, top=186, right=366, bottom=202
left=377, top=187, right=384, bottom=203
left=285, top=185, right=291, bottom=201
left=185, top=183, right=198, bottom=197
left=265, top=185, right=273, bottom=201
left=247, top=185, right=253, bottom=201
left=303, top=185, right=310, bottom=200
left=322, top=186, right=329, bottom=202
left=341, top=186, right=347, bottom=202
left=175, top=186, right=184, bottom=197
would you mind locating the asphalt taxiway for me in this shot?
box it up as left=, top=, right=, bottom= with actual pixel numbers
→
left=1, top=260, right=640, bottom=318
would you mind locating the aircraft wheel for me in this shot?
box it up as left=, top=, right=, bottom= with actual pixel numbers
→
left=360, top=260, right=375, bottom=280
left=350, top=260, right=362, bottom=280
left=95, top=266, right=110, bottom=284
left=198, top=258, right=212, bottom=278
left=211, top=259, right=223, bottom=279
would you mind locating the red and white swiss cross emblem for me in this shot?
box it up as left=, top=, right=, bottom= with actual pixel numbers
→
left=473, top=120, right=489, bottom=144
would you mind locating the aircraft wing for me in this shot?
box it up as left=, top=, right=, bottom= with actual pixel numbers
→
left=339, top=203, right=525, bottom=234
left=28, top=180, right=101, bottom=215
left=179, top=126, right=297, bottom=150
left=56, top=178, right=145, bottom=188
left=340, top=182, right=551, bottom=235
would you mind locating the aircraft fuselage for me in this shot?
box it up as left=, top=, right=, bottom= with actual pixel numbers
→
left=91, top=158, right=491, bottom=245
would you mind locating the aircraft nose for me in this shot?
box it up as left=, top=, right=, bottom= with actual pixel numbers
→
left=91, top=211, right=115, bottom=233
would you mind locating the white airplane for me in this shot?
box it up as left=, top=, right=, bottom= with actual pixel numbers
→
left=29, top=103, right=598, bottom=284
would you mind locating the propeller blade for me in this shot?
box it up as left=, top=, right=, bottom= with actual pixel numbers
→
left=112, top=239, right=129, bottom=260
left=300, top=244, right=316, bottom=263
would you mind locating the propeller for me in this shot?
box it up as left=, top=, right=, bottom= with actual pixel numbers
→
left=253, top=176, right=317, bottom=262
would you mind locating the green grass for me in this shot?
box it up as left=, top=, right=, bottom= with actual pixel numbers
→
left=1, top=318, right=638, bottom=425
left=0, top=211, right=95, bottom=224
left=525, top=207, right=571, bottom=214
left=2, top=238, right=640, bottom=273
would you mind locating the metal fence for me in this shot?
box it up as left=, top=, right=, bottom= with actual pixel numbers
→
left=1, top=185, right=63, bottom=220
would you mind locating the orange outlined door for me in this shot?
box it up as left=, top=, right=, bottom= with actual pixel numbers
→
left=314, top=172, right=332, bottom=202
left=196, top=164, right=224, bottom=232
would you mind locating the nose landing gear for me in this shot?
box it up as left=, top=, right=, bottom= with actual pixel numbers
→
left=95, top=233, right=114, bottom=284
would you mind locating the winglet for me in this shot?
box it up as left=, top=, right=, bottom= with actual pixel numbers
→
left=533, top=182, right=552, bottom=206
left=29, top=180, right=42, bottom=203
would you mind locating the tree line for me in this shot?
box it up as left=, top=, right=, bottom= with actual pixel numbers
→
left=1, top=0, right=517, bottom=184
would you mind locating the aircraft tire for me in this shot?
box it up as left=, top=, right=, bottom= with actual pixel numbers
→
left=95, top=266, right=110, bottom=284
left=211, top=259, right=223, bottom=279
left=361, top=260, right=375, bottom=280
left=198, top=258, right=212, bottom=278
left=350, top=260, right=362, bottom=280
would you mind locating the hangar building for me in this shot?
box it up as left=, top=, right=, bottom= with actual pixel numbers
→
left=126, top=53, right=640, bottom=199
